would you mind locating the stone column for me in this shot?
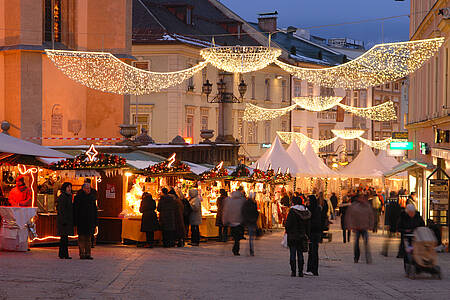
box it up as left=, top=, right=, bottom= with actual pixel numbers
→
left=216, top=72, right=235, bottom=143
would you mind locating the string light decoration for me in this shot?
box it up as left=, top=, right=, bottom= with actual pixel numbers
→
left=293, top=96, right=343, bottom=111
left=338, top=101, right=397, bottom=121
left=358, top=137, right=393, bottom=150
left=50, top=153, right=127, bottom=170
left=277, top=131, right=338, bottom=151
left=200, top=46, right=282, bottom=73
left=45, top=50, right=207, bottom=95
left=200, top=161, right=229, bottom=180
left=243, top=103, right=297, bottom=121
left=275, top=38, right=444, bottom=89
left=331, top=129, right=365, bottom=140
left=143, top=153, right=191, bottom=175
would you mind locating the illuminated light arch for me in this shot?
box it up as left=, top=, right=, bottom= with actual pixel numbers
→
left=293, top=96, right=343, bottom=112
left=275, top=38, right=444, bottom=89
left=45, top=50, right=207, bottom=95
left=331, top=129, right=365, bottom=140
left=243, top=103, right=298, bottom=121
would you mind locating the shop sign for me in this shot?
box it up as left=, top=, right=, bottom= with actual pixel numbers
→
left=392, top=132, right=408, bottom=140
left=429, top=178, right=449, bottom=225
left=390, top=141, right=413, bottom=150
left=434, top=129, right=450, bottom=144
left=420, top=142, right=431, bottom=154
left=261, top=143, right=271, bottom=149
left=432, top=148, right=450, bottom=160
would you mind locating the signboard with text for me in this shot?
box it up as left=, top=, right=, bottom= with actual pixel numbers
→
left=392, top=132, right=408, bottom=140
left=390, top=141, right=413, bottom=150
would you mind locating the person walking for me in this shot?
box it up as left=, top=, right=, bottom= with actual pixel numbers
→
left=157, top=188, right=178, bottom=247
left=330, top=193, right=338, bottom=220
left=305, top=195, right=322, bottom=276
left=139, top=192, right=159, bottom=248
left=242, top=191, right=259, bottom=256
left=339, top=195, right=351, bottom=243
left=216, top=189, right=229, bottom=242
left=381, top=196, right=401, bottom=256
left=56, top=182, right=74, bottom=259
left=397, top=204, right=425, bottom=267
left=345, top=193, right=374, bottom=264
left=223, top=186, right=246, bottom=256
left=73, top=183, right=98, bottom=260
left=188, top=189, right=202, bottom=246
left=285, top=196, right=311, bottom=277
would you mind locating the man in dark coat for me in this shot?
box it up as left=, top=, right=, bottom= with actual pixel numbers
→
left=216, top=189, right=229, bottom=242
left=157, top=188, right=178, bottom=247
left=242, top=192, right=259, bottom=256
left=169, top=188, right=186, bottom=247
left=84, top=178, right=98, bottom=248
left=305, top=195, right=322, bottom=276
left=381, top=197, right=402, bottom=256
left=73, top=183, right=98, bottom=259
left=56, top=182, right=74, bottom=259
left=285, top=196, right=311, bottom=277
left=330, top=193, right=338, bottom=219
left=139, top=192, right=159, bottom=248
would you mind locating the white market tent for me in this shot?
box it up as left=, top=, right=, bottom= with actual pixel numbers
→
left=286, top=141, right=315, bottom=176
left=376, top=150, right=407, bottom=178
left=339, top=145, right=384, bottom=179
left=0, top=133, right=72, bottom=159
left=252, top=136, right=299, bottom=174
left=302, top=142, right=338, bottom=177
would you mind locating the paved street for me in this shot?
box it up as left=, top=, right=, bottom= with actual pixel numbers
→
left=1, top=220, right=450, bottom=300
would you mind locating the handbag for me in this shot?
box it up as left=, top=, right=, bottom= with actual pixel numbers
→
left=281, top=233, right=288, bottom=248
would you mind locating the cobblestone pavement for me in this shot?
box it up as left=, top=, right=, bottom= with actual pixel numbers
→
left=1, top=220, right=450, bottom=300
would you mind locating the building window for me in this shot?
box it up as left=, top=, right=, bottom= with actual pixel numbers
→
left=394, top=82, right=399, bottom=91
left=294, top=79, right=301, bottom=97
left=319, top=125, right=334, bottom=153
left=131, top=105, right=153, bottom=135
left=185, top=107, right=195, bottom=138
left=264, top=121, right=271, bottom=143
left=385, top=83, right=390, bottom=89
left=187, top=64, right=194, bottom=91
left=308, top=83, right=314, bottom=96
left=251, top=76, right=256, bottom=99
left=201, top=108, right=209, bottom=130
left=281, top=80, right=287, bottom=102
left=265, top=79, right=271, bottom=100
left=307, top=127, right=313, bottom=138
left=247, top=122, right=258, bottom=144
left=44, top=0, right=62, bottom=42
left=238, top=111, right=244, bottom=142
left=281, top=119, right=288, bottom=132
left=293, top=126, right=301, bottom=133
left=133, top=61, right=150, bottom=70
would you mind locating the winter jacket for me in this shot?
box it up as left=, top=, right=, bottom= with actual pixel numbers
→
left=215, top=195, right=227, bottom=226
left=157, top=194, right=178, bottom=231
left=285, top=205, right=311, bottom=250
left=385, top=200, right=401, bottom=232
left=56, top=192, right=74, bottom=236
left=139, top=195, right=159, bottom=232
left=73, top=189, right=98, bottom=235
left=242, top=199, right=259, bottom=226
left=308, top=201, right=323, bottom=234
left=345, top=201, right=374, bottom=231
left=222, top=191, right=246, bottom=227
left=188, top=189, right=202, bottom=226
left=172, top=194, right=186, bottom=239
left=339, top=202, right=351, bottom=230
left=280, top=195, right=290, bottom=207
left=397, top=211, right=425, bottom=234
left=330, top=195, right=338, bottom=209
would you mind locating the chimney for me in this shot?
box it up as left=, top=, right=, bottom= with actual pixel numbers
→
left=257, top=11, right=278, bottom=33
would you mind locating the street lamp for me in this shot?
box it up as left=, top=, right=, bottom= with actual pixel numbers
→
left=202, top=78, right=247, bottom=103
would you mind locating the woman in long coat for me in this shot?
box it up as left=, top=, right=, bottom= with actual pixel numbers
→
left=157, top=188, right=178, bottom=247
left=188, top=189, right=202, bottom=246
left=139, top=192, right=159, bottom=248
left=56, top=182, right=74, bottom=259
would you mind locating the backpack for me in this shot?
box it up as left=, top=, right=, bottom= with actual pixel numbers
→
left=182, top=198, right=193, bottom=218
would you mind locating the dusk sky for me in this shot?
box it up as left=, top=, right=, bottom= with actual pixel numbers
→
left=220, top=0, right=411, bottom=48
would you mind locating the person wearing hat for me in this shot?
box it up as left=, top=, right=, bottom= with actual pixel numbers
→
left=397, top=204, right=425, bottom=261
left=8, top=176, right=32, bottom=207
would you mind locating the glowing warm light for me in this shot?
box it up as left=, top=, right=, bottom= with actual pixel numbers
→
left=125, top=172, right=133, bottom=177
left=45, top=49, right=207, bottom=95
left=358, top=137, right=393, bottom=150
left=32, top=227, right=98, bottom=242
left=18, top=164, right=38, bottom=207
left=184, top=137, right=193, bottom=144
left=167, top=153, right=176, bottom=168
left=338, top=101, right=397, bottom=121
left=85, top=144, right=99, bottom=162
left=331, top=129, right=365, bottom=140
left=293, top=96, right=343, bottom=112
left=275, top=38, right=444, bottom=89
left=217, top=161, right=224, bottom=170
left=200, top=46, right=282, bottom=73
left=243, top=103, right=297, bottom=121
left=277, top=131, right=337, bottom=151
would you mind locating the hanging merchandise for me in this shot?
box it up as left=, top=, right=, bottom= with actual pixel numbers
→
left=358, top=137, right=393, bottom=150
left=243, top=103, right=298, bottom=121
left=337, top=101, right=397, bottom=121
left=200, top=46, right=282, bottom=73
left=331, top=129, right=365, bottom=140
left=45, top=50, right=207, bottom=95
left=293, top=96, right=343, bottom=112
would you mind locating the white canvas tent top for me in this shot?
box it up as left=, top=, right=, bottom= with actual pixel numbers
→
left=286, top=141, right=315, bottom=176
left=0, top=133, right=72, bottom=158
left=302, top=142, right=338, bottom=177
left=377, top=150, right=407, bottom=178
left=339, top=145, right=384, bottom=179
left=252, top=136, right=299, bottom=174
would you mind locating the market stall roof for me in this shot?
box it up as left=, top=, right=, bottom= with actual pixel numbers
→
left=339, top=145, right=384, bottom=179
left=286, top=141, right=315, bottom=176
left=376, top=150, right=402, bottom=172
left=0, top=133, right=72, bottom=158
left=383, top=159, right=434, bottom=178
left=302, top=142, right=338, bottom=177
left=252, top=136, right=299, bottom=174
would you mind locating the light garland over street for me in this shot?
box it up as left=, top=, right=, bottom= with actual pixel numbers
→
left=338, top=101, right=397, bottom=121
left=293, top=96, right=343, bottom=111
left=331, top=129, right=365, bottom=139
left=243, top=103, right=298, bottom=121
left=45, top=50, right=207, bottom=95
left=275, top=38, right=444, bottom=89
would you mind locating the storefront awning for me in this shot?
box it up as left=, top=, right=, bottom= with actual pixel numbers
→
left=384, top=160, right=434, bottom=178
left=0, top=133, right=72, bottom=158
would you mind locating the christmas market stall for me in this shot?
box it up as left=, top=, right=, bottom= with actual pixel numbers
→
left=0, top=133, right=72, bottom=251
left=30, top=145, right=127, bottom=244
